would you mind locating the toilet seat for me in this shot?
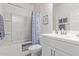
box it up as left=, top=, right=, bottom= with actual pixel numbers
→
left=28, top=44, right=42, bottom=56
left=29, top=44, right=42, bottom=50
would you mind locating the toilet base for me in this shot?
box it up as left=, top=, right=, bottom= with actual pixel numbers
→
left=28, top=44, right=42, bottom=56
left=31, top=50, right=42, bottom=56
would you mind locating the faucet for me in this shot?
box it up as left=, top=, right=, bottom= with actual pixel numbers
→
left=61, top=28, right=67, bottom=35
left=55, top=28, right=58, bottom=34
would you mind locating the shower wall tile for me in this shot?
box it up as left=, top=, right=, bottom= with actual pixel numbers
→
left=2, top=11, right=12, bottom=43
left=12, top=15, right=24, bottom=42
left=4, top=21, right=12, bottom=34
left=3, top=12, right=12, bottom=21
left=3, top=34, right=11, bottom=41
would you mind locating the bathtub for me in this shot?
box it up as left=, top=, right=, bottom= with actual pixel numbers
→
left=0, top=40, right=32, bottom=56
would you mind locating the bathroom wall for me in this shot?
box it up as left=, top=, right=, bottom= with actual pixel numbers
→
left=34, top=3, right=53, bottom=34
left=53, top=3, right=79, bottom=30
left=0, top=4, right=3, bottom=14
left=0, top=3, right=34, bottom=45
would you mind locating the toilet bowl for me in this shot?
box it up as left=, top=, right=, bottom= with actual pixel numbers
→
left=28, top=44, right=42, bottom=56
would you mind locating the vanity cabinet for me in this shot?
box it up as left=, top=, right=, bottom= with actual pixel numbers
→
left=41, top=41, right=70, bottom=56
left=52, top=48, right=69, bottom=56
left=42, top=43, right=52, bottom=56
left=40, top=35, right=79, bottom=56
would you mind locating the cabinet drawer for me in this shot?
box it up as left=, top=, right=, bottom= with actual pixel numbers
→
left=41, top=36, right=79, bottom=56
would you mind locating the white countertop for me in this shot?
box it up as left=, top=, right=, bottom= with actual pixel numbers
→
left=41, top=31, right=79, bottom=46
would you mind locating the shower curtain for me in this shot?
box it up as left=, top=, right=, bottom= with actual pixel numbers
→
left=31, top=11, right=40, bottom=44
left=0, top=14, right=5, bottom=40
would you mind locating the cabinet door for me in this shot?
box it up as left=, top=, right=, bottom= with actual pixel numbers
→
left=50, top=49, right=55, bottom=56
left=42, top=43, right=51, bottom=56
left=54, top=49, right=70, bottom=56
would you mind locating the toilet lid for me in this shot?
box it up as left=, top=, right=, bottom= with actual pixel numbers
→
left=29, top=44, right=42, bottom=50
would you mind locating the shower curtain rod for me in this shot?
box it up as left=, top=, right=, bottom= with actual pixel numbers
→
left=8, top=3, right=25, bottom=9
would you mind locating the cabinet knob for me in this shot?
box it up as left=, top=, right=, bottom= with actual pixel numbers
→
left=51, top=49, right=55, bottom=56
left=51, top=49, right=52, bottom=56
left=54, top=51, right=55, bottom=56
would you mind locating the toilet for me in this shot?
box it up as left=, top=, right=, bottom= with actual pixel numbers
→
left=28, top=44, right=42, bottom=56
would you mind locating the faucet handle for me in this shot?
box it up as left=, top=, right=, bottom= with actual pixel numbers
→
left=55, top=28, right=58, bottom=34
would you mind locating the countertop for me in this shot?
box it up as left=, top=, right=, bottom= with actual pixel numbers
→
left=41, top=31, right=79, bottom=46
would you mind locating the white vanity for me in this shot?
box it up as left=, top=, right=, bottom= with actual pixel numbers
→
left=40, top=31, right=79, bottom=56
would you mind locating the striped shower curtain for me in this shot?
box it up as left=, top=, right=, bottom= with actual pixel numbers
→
left=31, top=11, right=40, bottom=44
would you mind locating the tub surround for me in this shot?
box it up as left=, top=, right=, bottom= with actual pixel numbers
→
left=0, top=40, right=32, bottom=56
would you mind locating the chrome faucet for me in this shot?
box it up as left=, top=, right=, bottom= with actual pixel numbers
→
left=61, top=28, right=67, bottom=35
left=55, top=28, right=58, bottom=34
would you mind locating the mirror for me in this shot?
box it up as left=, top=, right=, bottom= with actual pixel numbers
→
left=53, top=3, right=79, bottom=31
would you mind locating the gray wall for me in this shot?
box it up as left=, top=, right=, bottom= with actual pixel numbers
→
left=34, top=3, right=53, bottom=33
